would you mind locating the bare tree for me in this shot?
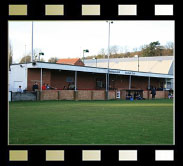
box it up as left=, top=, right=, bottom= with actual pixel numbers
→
left=98, top=48, right=106, bottom=58
left=165, top=41, right=174, bottom=49
left=19, top=55, right=31, bottom=63
left=110, top=45, right=119, bottom=55
left=48, top=57, right=58, bottom=63
left=8, top=41, right=13, bottom=68
left=119, top=46, right=124, bottom=53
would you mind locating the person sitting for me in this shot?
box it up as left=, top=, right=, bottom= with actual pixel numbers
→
left=68, top=83, right=75, bottom=90
left=42, top=83, right=46, bottom=90
left=46, top=84, right=50, bottom=90
left=126, top=94, right=130, bottom=100
left=168, top=93, right=173, bottom=99
left=17, top=86, right=23, bottom=93
left=130, top=95, right=134, bottom=101
left=136, top=94, right=142, bottom=100
left=126, top=93, right=132, bottom=100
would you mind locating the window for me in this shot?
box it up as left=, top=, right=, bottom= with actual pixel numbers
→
left=66, top=77, right=74, bottom=83
left=96, top=80, right=102, bottom=88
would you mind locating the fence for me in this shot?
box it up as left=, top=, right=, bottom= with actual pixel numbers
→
left=11, top=91, right=37, bottom=101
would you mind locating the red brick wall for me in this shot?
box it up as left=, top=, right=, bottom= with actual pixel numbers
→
left=150, top=77, right=165, bottom=89
left=155, top=91, right=168, bottom=99
left=77, top=72, right=96, bottom=90
left=92, top=90, right=105, bottom=100
left=143, top=91, right=150, bottom=99
left=111, top=75, right=149, bottom=90
left=27, top=68, right=51, bottom=91
left=120, top=90, right=127, bottom=100
left=42, top=69, right=51, bottom=86
left=109, top=91, right=116, bottom=100
left=28, top=68, right=165, bottom=92
left=143, top=90, right=169, bottom=99
left=113, top=76, right=149, bottom=90
left=40, top=90, right=59, bottom=100
left=77, top=90, right=92, bottom=100
left=75, top=59, right=84, bottom=66
left=59, top=90, right=74, bottom=100
left=51, top=70, right=74, bottom=89
left=28, top=68, right=41, bottom=91
left=38, top=89, right=169, bottom=101
left=112, top=76, right=165, bottom=91
left=131, top=76, right=148, bottom=90
left=50, top=70, right=97, bottom=90
left=111, top=75, right=129, bottom=90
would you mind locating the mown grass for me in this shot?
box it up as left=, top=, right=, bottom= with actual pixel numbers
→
left=9, top=99, right=173, bottom=145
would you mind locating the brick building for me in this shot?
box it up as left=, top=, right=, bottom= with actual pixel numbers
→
left=9, top=61, right=173, bottom=93
left=56, top=58, right=84, bottom=66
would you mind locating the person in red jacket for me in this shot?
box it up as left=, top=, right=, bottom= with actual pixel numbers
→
left=42, top=83, right=46, bottom=90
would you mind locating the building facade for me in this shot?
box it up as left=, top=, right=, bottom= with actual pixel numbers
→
left=9, top=61, right=173, bottom=92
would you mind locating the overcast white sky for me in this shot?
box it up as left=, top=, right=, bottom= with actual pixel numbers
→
left=8, top=21, right=174, bottom=63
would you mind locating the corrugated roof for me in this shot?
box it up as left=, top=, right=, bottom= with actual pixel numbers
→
left=85, top=56, right=174, bottom=74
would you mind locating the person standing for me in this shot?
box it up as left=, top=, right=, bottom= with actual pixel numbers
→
left=32, top=82, right=39, bottom=91
left=151, top=88, right=156, bottom=99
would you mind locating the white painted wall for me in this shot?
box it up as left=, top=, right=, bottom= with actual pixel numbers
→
left=165, top=78, right=174, bottom=90
left=9, top=64, right=28, bottom=92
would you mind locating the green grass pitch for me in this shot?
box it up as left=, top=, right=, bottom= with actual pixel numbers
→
left=9, top=99, right=173, bottom=145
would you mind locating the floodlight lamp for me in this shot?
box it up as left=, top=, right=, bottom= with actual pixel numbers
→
left=39, top=52, right=44, bottom=55
left=84, top=49, right=89, bottom=53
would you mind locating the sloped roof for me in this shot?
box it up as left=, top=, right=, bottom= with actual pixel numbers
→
left=57, top=58, right=81, bottom=65
left=84, top=56, right=174, bottom=75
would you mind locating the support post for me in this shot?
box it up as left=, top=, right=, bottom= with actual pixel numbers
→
left=75, top=71, right=77, bottom=91
left=148, top=77, right=151, bottom=90
left=129, top=75, right=131, bottom=90
left=148, top=77, right=151, bottom=100
left=40, top=68, right=42, bottom=91
left=138, top=56, right=139, bottom=72
left=105, top=73, right=108, bottom=100
left=107, top=70, right=110, bottom=100
left=74, top=71, right=78, bottom=100
left=165, top=78, right=167, bottom=90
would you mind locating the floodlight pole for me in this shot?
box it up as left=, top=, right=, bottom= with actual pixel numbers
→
left=135, top=55, right=139, bottom=72
left=92, top=57, right=97, bottom=67
left=107, top=21, right=113, bottom=100
left=137, top=56, right=139, bottom=72
left=38, top=52, right=44, bottom=61
left=83, top=50, right=85, bottom=64
left=83, top=49, right=89, bottom=64
left=32, top=21, right=34, bottom=62
left=25, top=44, right=26, bottom=63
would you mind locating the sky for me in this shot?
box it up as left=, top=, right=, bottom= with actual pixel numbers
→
left=8, top=21, right=174, bottom=63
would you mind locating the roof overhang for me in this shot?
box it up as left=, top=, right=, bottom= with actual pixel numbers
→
left=11, top=62, right=174, bottom=79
